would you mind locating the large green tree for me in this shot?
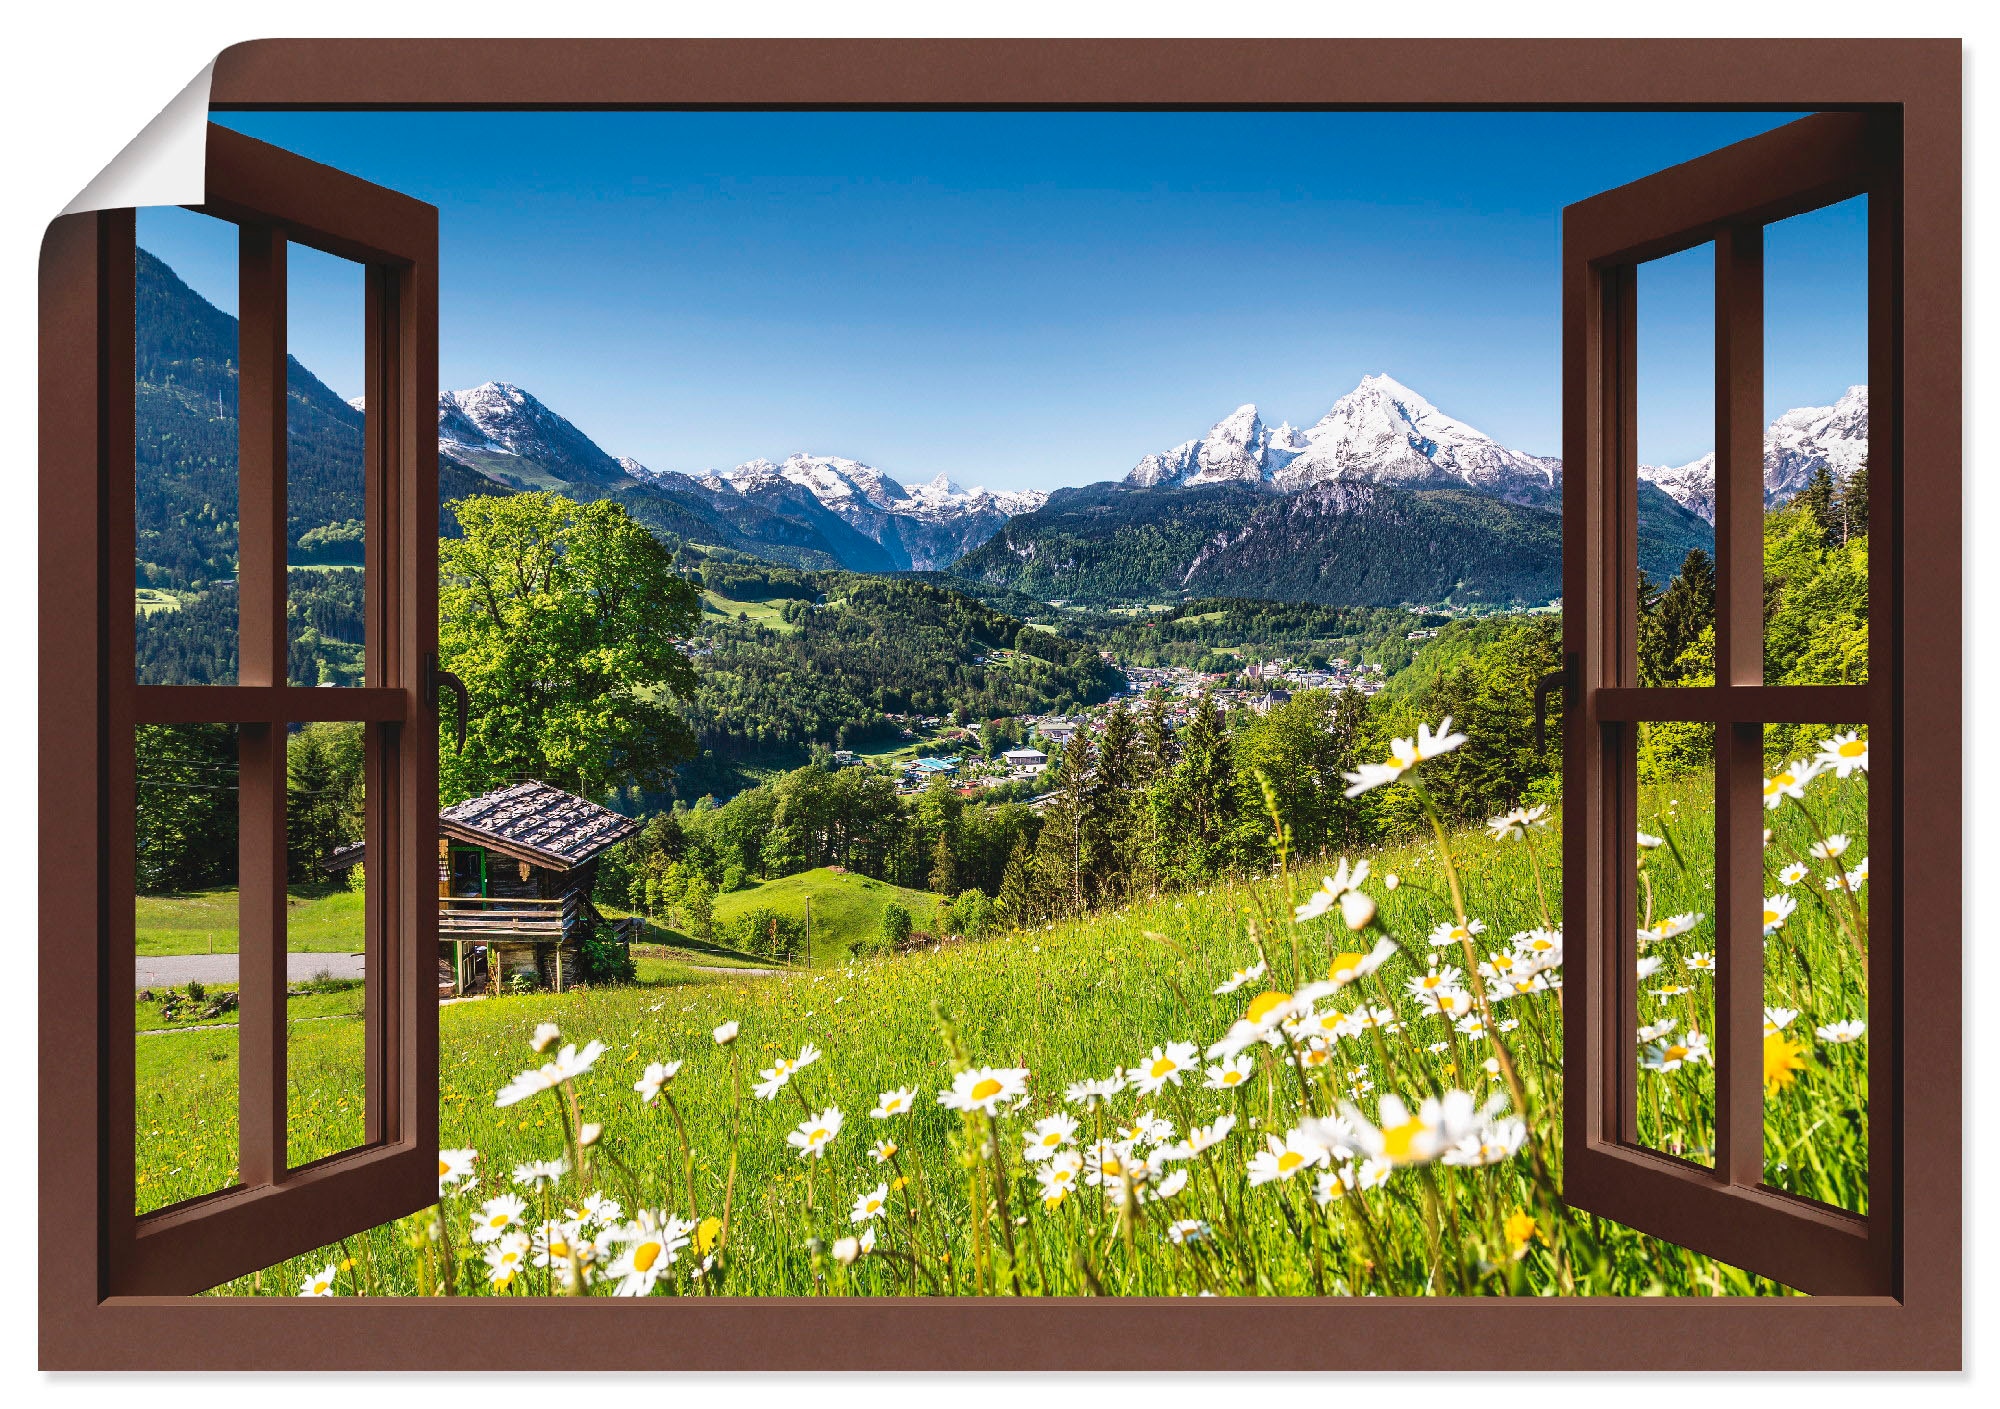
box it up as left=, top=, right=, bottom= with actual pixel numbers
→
left=439, top=492, right=701, bottom=800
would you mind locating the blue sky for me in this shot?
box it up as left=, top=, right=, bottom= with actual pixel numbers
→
left=139, top=111, right=1867, bottom=491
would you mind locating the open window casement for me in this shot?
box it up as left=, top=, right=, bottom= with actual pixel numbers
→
left=48, top=125, right=440, bottom=1297
left=1560, top=111, right=1898, bottom=1296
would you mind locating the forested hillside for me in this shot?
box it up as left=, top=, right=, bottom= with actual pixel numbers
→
left=1093, top=597, right=1439, bottom=671
left=681, top=570, right=1122, bottom=779
left=953, top=478, right=1714, bottom=608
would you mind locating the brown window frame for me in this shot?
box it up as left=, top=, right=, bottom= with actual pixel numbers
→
left=39, top=37, right=1959, bottom=1371
left=45, top=125, right=440, bottom=1299
left=1559, top=111, right=1902, bottom=1297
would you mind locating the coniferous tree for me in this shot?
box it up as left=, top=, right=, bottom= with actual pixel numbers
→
left=928, top=828, right=958, bottom=897
left=1836, top=458, right=1870, bottom=542
left=1093, top=701, right=1144, bottom=898
left=286, top=722, right=361, bottom=883
left=1157, top=688, right=1238, bottom=884
left=995, top=837, right=1038, bottom=928
left=1639, top=548, right=1716, bottom=687
left=1793, top=465, right=1838, bottom=544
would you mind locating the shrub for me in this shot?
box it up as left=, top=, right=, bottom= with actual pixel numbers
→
left=879, top=901, right=913, bottom=951
left=576, top=928, right=636, bottom=986
left=948, top=888, right=997, bottom=940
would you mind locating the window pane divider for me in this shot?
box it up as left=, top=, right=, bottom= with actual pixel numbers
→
left=1593, top=684, right=1883, bottom=724
left=131, top=685, right=410, bottom=724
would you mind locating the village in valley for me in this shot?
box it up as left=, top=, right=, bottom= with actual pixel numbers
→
left=854, top=648, right=1391, bottom=801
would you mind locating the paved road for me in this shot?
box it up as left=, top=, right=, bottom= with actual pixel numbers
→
left=135, top=952, right=366, bottom=989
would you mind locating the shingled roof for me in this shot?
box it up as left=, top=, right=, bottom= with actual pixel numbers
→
left=438, top=781, right=640, bottom=871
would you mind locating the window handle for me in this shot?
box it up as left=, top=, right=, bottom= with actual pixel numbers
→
left=1533, top=656, right=1575, bottom=756
left=424, top=653, right=471, bottom=755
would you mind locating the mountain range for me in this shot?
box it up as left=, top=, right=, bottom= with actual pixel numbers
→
left=435, top=382, right=1043, bottom=572
left=135, top=242, right=1865, bottom=612
left=1126, top=374, right=1562, bottom=507
left=1637, top=385, right=1869, bottom=525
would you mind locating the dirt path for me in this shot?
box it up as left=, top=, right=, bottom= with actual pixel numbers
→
left=134, top=952, right=365, bottom=989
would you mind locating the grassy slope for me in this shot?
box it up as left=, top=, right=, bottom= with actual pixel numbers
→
left=137, top=887, right=366, bottom=956
left=701, top=589, right=799, bottom=632
left=713, top=867, right=945, bottom=961
left=142, top=762, right=1868, bottom=1297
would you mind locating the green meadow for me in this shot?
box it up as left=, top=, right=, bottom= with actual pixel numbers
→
left=137, top=886, right=366, bottom=957
left=131, top=736, right=1871, bottom=1298
left=710, top=867, right=945, bottom=961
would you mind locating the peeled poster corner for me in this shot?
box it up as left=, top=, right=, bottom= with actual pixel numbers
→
left=60, top=60, right=215, bottom=216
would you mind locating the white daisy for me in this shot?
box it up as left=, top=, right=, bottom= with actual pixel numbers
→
left=1778, top=861, right=1810, bottom=887
left=1638, top=912, right=1704, bottom=945
left=1064, top=1074, right=1125, bottom=1106
left=1816, top=1019, right=1867, bottom=1044
left=483, top=1231, right=531, bottom=1288
left=436, top=1147, right=477, bottom=1194
left=511, top=1158, right=567, bottom=1188
left=1488, top=805, right=1548, bottom=842
left=753, top=1043, right=823, bottom=1102
left=1162, top=1114, right=1238, bottom=1161
left=471, top=1193, right=527, bottom=1243
left=1022, top=1112, right=1080, bottom=1161
left=1814, top=730, right=1869, bottom=778
left=1129, top=1041, right=1199, bottom=1095
left=1428, top=917, right=1488, bottom=949
left=939, top=1066, right=1030, bottom=1114
left=1203, top=1054, right=1256, bottom=1090
left=298, top=1262, right=339, bottom=1297
left=1641, top=1029, right=1712, bottom=1072
left=606, top=1213, right=695, bottom=1296
left=1763, top=893, right=1797, bottom=935
left=869, top=1086, right=917, bottom=1119
left=633, top=1059, right=682, bottom=1104
left=850, top=1182, right=891, bottom=1224
left=1212, top=960, right=1267, bottom=995
left=1810, top=833, right=1851, bottom=860
left=1764, top=758, right=1827, bottom=810
left=1246, top=1127, right=1332, bottom=1185
left=786, top=1108, right=845, bottom=1159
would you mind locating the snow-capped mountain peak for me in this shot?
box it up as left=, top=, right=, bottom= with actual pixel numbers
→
left=1638, top=386, right=1868, bottom=524
left=1124, top=375, right=1559, bottom=505
left=437, top=380, right=632, bottom=488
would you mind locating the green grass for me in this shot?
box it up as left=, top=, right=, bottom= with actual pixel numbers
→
left=134, top=587, right=181, bottom=616
left=701, top=590, right=800, bottom=632
left=136, top=885, right=366, bottom=957
left=593, top=904, right=780, bottom=971
left=136, top=750, right=1871, bottom=1299
left=135, top=979, right=366, bottom=1032
left=712, top=867, right=944, bottom=961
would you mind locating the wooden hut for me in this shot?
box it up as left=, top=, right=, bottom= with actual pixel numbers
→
left=327, top=780, right=641, bottom=997
left=438, top=782, right=640, bottom=996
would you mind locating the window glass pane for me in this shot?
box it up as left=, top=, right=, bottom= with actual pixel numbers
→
left=1761, top=722, right=1870, bottom=1214
left=286, top=243, right=369, bottom=686
left=1633, top=720, right=1716, bottom=1167
left=286, top=722, right=372, bottom=1168
left=134, top=722, right=241, bottom=1214
left=1634, top=243, right=1720, bottom=687
left=134, top=209, right=240, bottom=685
left=1763, top=198, right=1869, bottom=685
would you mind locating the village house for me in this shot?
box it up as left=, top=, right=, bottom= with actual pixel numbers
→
left=326, top=779, right=640, bottom=998
left=1002, top=746, right=1048, bottom=776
